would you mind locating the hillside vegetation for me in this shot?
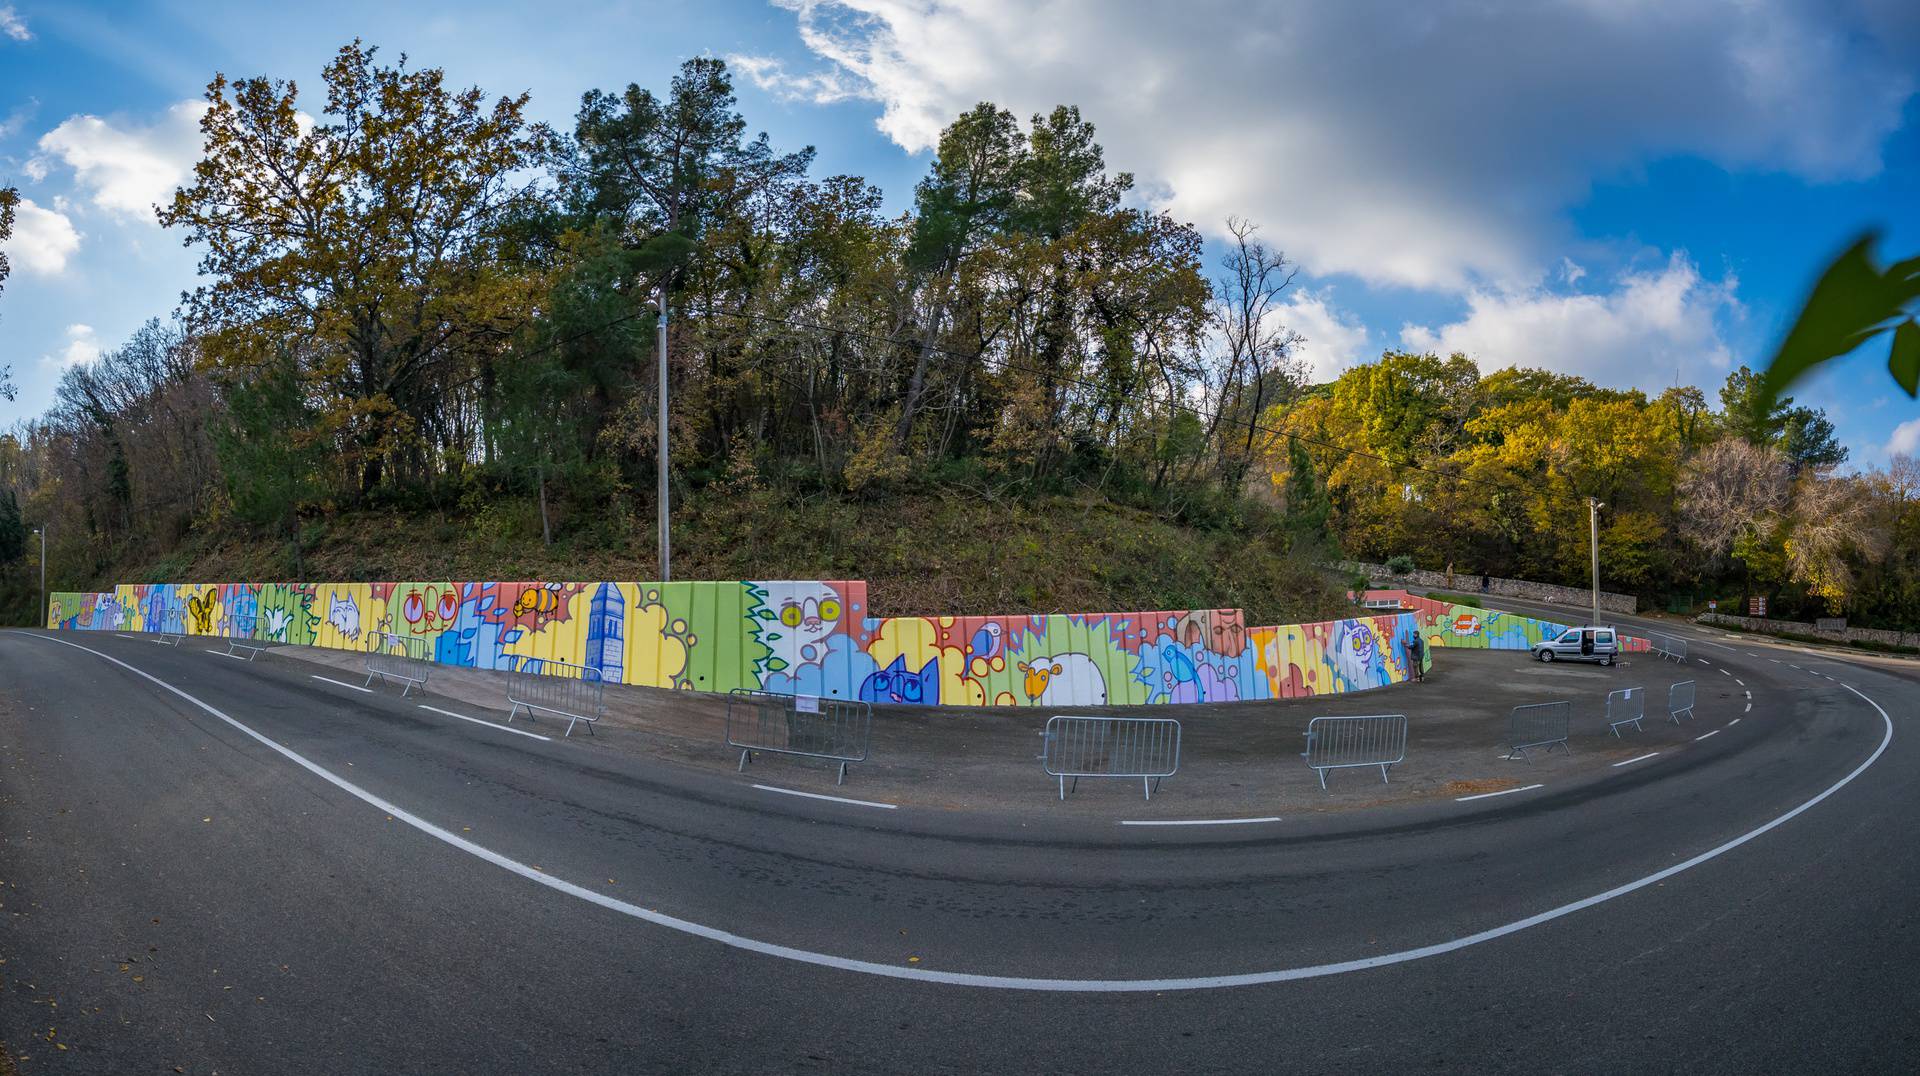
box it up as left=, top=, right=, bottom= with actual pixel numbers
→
left=4, top=42, right=1917, bottom=633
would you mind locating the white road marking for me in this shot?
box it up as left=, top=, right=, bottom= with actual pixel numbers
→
left=1744, top=691, right=1751, bottom=699
left=751, top=784, right=896, bottom=810
left=1719, top=668, right=1732, bottom=677
left=418, top=704, right=551, bottom=742
left=13, top=630, right=1894, bottom=995
left=1454, top=784, right=1544, bottom=802
left=311, top=674, right=374, bottom=694
left=1734, top=678, right=1745, bottom=687
left=205, top=649, right=250, bottom=661
left=1729, top=718, right=1742, bottom=726
left=1743, top=702, right=1751, bottom=713
left=1120, top=816, right=1283, bottom=826
left=1612, top=752, right=1660, bottom=768
left=1769, top=659, right=1781, bottom=664
left=116, top=633, right=137, bottom=639
left=1694, top=730, right=1720, bottom=742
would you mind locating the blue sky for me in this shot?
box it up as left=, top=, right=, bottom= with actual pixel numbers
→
left=2, top=0, right=1918, bottom=464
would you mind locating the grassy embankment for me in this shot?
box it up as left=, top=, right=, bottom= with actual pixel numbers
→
left=14, top=485, right=1350, bottom=628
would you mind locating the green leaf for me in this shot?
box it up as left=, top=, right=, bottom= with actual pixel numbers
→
left=1758, top=231, right=1918, bottom=409
left=1891, top=319, right=1920, bottom=397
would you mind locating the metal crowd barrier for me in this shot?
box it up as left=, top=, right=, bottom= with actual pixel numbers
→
left=221, top=612, right=267, bottom=660
left=506, top=658, right=605, bottom=737
left=1041, top=714, right=1181, bottom=800
left=1644, top=632, right=1688, bottom=663
left=363, top=631, right=433, bottom=697
left=1606, top=687, right=1645, bottom=736
left=1509, top=701, right=1572, bottom=759
left=153, top=608, right=185, bottom=647
left=727, top=689, right=873, bottom=785
left=1302, top=714, right=1408, bottom=789
left=1667, top=679, right=1696, bottom=723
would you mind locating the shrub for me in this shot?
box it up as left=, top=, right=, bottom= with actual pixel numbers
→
left=1385, top=554, right=1416, bottom=575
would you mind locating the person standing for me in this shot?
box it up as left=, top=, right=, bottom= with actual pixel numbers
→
left=1409, top=632, right=1426, bottom=682
left=1446, top=562, right=1455, bottom=589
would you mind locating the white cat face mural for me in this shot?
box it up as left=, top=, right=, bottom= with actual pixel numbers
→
left=326, top=592, right=362, bottom=641
left=756, top=581, right=845, bottom=670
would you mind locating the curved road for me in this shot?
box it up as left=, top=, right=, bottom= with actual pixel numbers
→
left=1, top=619, right=1914, bottom=1073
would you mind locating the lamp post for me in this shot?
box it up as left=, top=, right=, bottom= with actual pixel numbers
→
left=655, top=286, right=671, bottom=582
left=31, top=525, right=44, bottom=627
left=1588, top=498, right=1603, bottom=626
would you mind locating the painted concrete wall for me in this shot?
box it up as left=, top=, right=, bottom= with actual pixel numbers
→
left=1366, top=589, right=1649, bottom=652
left=47, top=582, right=1429, bottom=706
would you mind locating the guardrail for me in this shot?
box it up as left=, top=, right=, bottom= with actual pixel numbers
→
left=363, top=631, right=432, bottom=697
left=1606, top=687, right=1645, bottom=736
left=1508, top=701, right=1572, bottom=759
left=1667, top=680, right=1696, bottom=723
left=1039, top=714, right=1181, bottom=801
left=506, top=658, right=605, bottom=737
left=1302, top=714, right=1408, bottom=789
left=1643, top=632, right=1688, bottom=663
left=727, top=689, right=873, bottom=785
left=221, top=612, right=267, bottom=660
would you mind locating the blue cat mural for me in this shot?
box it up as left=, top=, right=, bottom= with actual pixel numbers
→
left=858, top=654, right=940, bottom=705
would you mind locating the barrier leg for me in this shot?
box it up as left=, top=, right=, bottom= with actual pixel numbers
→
left=507, top=701, right=532, bottom=727
left=1142, top=776, right=1151, bottom=801
left=738, top=748, right=751, bottom=773
left=1058, top=774, right=1065, bottom=801
left=1316, top=767, right=1328, bottom=791
left=399, top=678, right=414, bottom=699
left=836, top=761, right=848, bottom=786
left=1379, top=762, right=1390, bottom=784
left=365, top=669, right=377, bottom=688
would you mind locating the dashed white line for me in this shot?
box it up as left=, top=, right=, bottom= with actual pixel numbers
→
left=1718, top=668, right=1732, bottom=677
left=750, top=784, right=897, bottom=810
left=1729, top=718, right=1742, bottom=726
left=418, top=704, right=551, bottom=742
left=205, top=649, right=250, bottom=661
left=1734, top=678, right=1745, bottom=687
left=1612, top=752, right=1660, bottom=768
left=1454, top=784, right=1544, bottom=803
left=311, top=674, right=374, bottom=694
left=1694, top=730, right=1720, bottom=742
left=116, top=633, right=137, bottom=639
left=1120, top=816, right=1284, bottom=826
left=1743, top=702, right=1752, bottom=713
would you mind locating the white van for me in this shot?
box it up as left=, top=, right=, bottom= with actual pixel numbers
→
left=1533, top=626, right=1619, bottom=666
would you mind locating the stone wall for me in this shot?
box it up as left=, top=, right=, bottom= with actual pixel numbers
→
left=1695, top=612, right=1920, bottom=650
left=1336, top=560, right=1637, bottom=615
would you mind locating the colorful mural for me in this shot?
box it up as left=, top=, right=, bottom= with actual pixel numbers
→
left=1365, top=590, right=1650, bottom=653
left=45, top=581, right=1431, bottom=706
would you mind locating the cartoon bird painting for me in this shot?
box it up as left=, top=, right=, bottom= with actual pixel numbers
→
left=967, top=621, right=1003, bottom=660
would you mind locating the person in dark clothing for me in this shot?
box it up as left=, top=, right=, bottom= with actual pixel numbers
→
left=1409, top=633, right=1426, bottom=682
left=1480, top=573, right=1491, bottom=593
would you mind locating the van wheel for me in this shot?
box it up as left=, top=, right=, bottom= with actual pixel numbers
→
left=1601, top=655, right=1614, bottom=667
left=1539, top=650, right=1555, bottom=663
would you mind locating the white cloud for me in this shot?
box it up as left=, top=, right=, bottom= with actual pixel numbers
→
left=1398, top=252, right=1740, bottom=390
left=753, top=0, right=1920, bottom=290
left=0, top=5, right=29, bottom=42
left=729, top=53, right=867, bottom=104
left=35, top=100, right=208, bottom=221
left=1888, top=418, right=1920, bottom=458
left=43, top=324, right=101, bottom=368
left=5, top=197, right=82, bottom=274
left=1275, top=288, right=1372, bottom=383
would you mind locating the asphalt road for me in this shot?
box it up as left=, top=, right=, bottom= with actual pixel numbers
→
left=1, top=618, right=1914, bottom=1073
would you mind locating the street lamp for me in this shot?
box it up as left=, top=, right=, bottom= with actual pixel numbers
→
left=31, top=525, right=44, bottom=628
left=655, top=286, right=671, bottom=582
left=1587, top=498, right=1603, bottom=626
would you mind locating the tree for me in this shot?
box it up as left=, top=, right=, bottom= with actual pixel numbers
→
left=216, top=349, right=327, bottom=576
left=1, top=184, right=16, bottom=401
left=161, top=41, right=553, bottom=495
left=1779, top=405, right=1847, bottom=472
left=1210, top=217, right=1303, bottom=491
left=0, top=487, right=24, bottom=566
left=1718, top=365, right=1791, bottom=445
left=1281, top=436, right=1331, bottom=552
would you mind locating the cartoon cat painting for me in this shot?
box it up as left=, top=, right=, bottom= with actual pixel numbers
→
left=1331, top=620, right=1381, bottom=688
left=326, top=592, right=362, bottom=642
left=757, top=581, right=846, bottom=670
left=858, top=654, right=939, bottom=705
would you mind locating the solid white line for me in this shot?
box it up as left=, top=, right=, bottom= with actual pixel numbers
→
left=418, top=704, right=551, bottom=742
left=750, top=784, right=896, bottom=810
left=311, top=674, right=374, bottom=694
left=1612, top=752, right=1660, bottom=768
left=1119, top=816, right=1283, bottom=826
left=1454, top=784, right=1544, bottom=802
left=1694, top=730, right=1720, bottom=742
left=10, top=630, right=1894, bottom=995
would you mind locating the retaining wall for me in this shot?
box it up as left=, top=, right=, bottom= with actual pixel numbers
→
left=46, top=581, right=1430, bottom=707
left=1341, top=560, right=1637, bottom=615
left=1365, top=589, right=1650, bottom=653
left=1696, top=612, right=1920, bottom=650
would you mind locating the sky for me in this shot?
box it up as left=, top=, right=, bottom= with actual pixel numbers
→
left=2, top=0, right=1918, bottom=464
